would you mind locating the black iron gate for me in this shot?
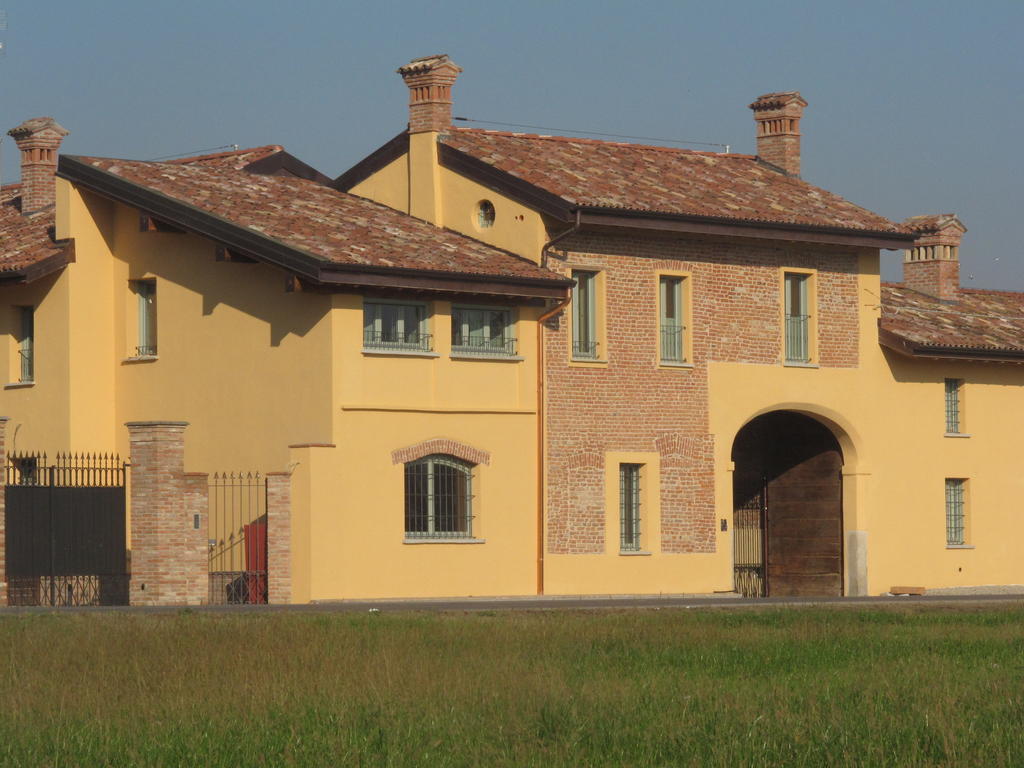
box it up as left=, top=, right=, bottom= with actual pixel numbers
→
left=733, top=480, right=767, bottom=598
left=5, top=452, right=128, bottom=606
left=208, top=472, right=267, bottom=604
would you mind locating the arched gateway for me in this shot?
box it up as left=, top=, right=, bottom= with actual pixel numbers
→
left=731, top=411, right=843, bottom=597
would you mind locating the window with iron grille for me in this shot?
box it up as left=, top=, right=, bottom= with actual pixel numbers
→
left=659, top=276, right=685, bottom=363
left=133, top=280, right=157, bottom=357
left=17, top=306, right=33, bottom=382
left=364, top=301, right=431, bottom=352
left=945, top=478, right=966, bottom=546
left=783, top=272, right=810, bottom=363
left=945, top=378, right=962, bottom=433
left=404, top=454, right=474, bottom=539
left=620, top=463, right=642, bottom=551
left=571, top=270, right=599, bottom=359
left=451, top=306, right=515, bottom=356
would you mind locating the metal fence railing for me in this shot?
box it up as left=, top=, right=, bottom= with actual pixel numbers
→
left=784, top=314, right=809, bottom=363
left=363, top=331, right=433, bottom=353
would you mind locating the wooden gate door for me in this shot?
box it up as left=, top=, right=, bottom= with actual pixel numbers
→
left=765, top=453, right=843, bottom=597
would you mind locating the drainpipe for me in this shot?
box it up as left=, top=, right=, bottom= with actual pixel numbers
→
left=535, top=210, right=580, bottom=594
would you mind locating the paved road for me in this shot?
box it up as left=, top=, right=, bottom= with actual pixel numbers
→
left=1, top=592, right=1022, bottom=615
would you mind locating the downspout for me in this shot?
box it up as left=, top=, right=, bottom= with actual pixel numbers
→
left=535, top=210, right=580, bottom=594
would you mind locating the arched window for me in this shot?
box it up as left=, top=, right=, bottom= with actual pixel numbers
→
left=404, top=454, right=474, bottom=539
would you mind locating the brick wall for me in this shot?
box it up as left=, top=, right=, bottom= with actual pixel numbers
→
left=266, top=471, right=292, bottom=604
left=904, top=259, right=960, bottom=302
left=127, top=421, right=207, bottom=605
left=544, top=232, right=863, bottom=556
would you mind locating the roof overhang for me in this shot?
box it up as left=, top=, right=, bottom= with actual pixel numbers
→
left=577, top=209, right=916, bottom=250
left=0, top=240, right=75, bottom=285
left=436, top=143, right=916, bottom=249
left=879, top=325, right=1024, bottom=363
left=59, top=155, right=571, bottom=301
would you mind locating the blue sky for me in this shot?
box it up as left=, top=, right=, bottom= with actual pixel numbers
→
left=1, top=0, right=1021, bottom=287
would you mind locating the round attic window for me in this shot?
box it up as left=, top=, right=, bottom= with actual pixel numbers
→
left=476, top=200, right=496, bottom=229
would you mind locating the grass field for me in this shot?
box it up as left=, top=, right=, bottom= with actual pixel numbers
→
left=1, top=604, right=1023, bottom=767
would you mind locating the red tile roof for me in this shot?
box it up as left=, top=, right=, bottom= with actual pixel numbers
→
left=441, top=128, right=907, bottom=234
left=167, top=145, right=284, bottom=169
left=881, top=283, right=1024, bottom=354
left=0, top=184, right=65, bottom=275
left=70, top=156, right=565, bottom=284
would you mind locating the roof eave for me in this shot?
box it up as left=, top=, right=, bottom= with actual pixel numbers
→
left=0, top=240, right=74, bottom=285
left=879, top=325, right=1024, bottom=363
left=577, top=207, right=916, bottom=250
left=58, top=155, right=570, bottom=300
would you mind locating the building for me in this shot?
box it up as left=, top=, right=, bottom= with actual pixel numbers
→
left=0, top=57, right=1020, bottom=605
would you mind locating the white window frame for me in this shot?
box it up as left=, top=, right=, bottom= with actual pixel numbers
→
left=619, top=463, right=642, bottom=552
left=363, top=301, right=430, bottom=352
left=451, top=306, right=515, bottom=356
left=404, top=454, right=474, bottom=539
left=945, top=478, right=967, bottom=546
left=133, top=280, right=157, bottom=357
left=572, top=270, right=598, bottom=360
left=17, top=306, right=34, bottom=383
left=659, top=276, right=685, bottom=363
left=783, top=272, right=810, bottom=363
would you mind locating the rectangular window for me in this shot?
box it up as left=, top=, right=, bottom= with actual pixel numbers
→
left=945, top=478, right=966, bottom=546
left=134, top=281, right=157, bottom=357
left=619, top=463, right=642, bottom=551
left=784, top=272, right=810, bottom=363
left=659, top=276, right=685, bottom=363
left=451, top=306, right=515, bottom=356
left=363, top=302, right=430, bottom=352
left=945, top=378, right=962, bottom=434
left=571, top=270, right=598, bottom=359
left=17, top=306, right=33, bottom=383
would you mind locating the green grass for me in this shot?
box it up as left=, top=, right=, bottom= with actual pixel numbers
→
left=2, top=605, right=1024, bottom=766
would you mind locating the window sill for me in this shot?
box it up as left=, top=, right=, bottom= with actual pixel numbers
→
left=569, top=357, right=608, bottom=366
left=946, top=544, right=975, bottom=550
left=122, top=355, right=159, bottom=364
left=659, top=361, right=693, bottom=369
left=450, top=353, right=524, bottom=362
left=403, top=537, right=486, bottom=545
left=783, top=361, right=819, bottom=369
left=619, top=550, right=653, bottom=557
left=944, top=432, right=972, bottom=439
left=4, top=381, right=34, bottom=389
left=362, top=349, right=439, bottom=359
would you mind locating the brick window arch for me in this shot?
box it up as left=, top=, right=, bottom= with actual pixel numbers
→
left=391, top=438, right=490, bottom=467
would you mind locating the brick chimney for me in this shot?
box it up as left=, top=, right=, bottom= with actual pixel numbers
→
left=8, top=117, right=69, bottom=214
left=397, top=54, right=462, bottom=134
left=749, top=92, right=807, bottom=177
left=902, top=214, right=966, bottom=303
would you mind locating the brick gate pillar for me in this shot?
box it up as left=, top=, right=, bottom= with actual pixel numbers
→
left=127, top=421, right=206, bottom=606
left=0, top=417, right=8, bottom=606
left=266, top=471, right=292, bottom=604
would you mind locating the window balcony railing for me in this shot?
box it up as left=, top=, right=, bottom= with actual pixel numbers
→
left=660, top=324, right=685, bottom=363
left=363, top=331, right=433, bottom=353
left=451, top=335, right=517, bottom=357
left=784, top=314, right=809, bottom=363
left=572, top=340, right=599, bottom=359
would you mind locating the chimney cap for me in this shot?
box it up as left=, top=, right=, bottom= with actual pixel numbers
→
left=749, top=92, right=808, bottom=112
left=397, top=54, right=462, bottom=76
left=903, top=213, right=967, bottom=235
left=8, top=116, right=69, bottom=141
